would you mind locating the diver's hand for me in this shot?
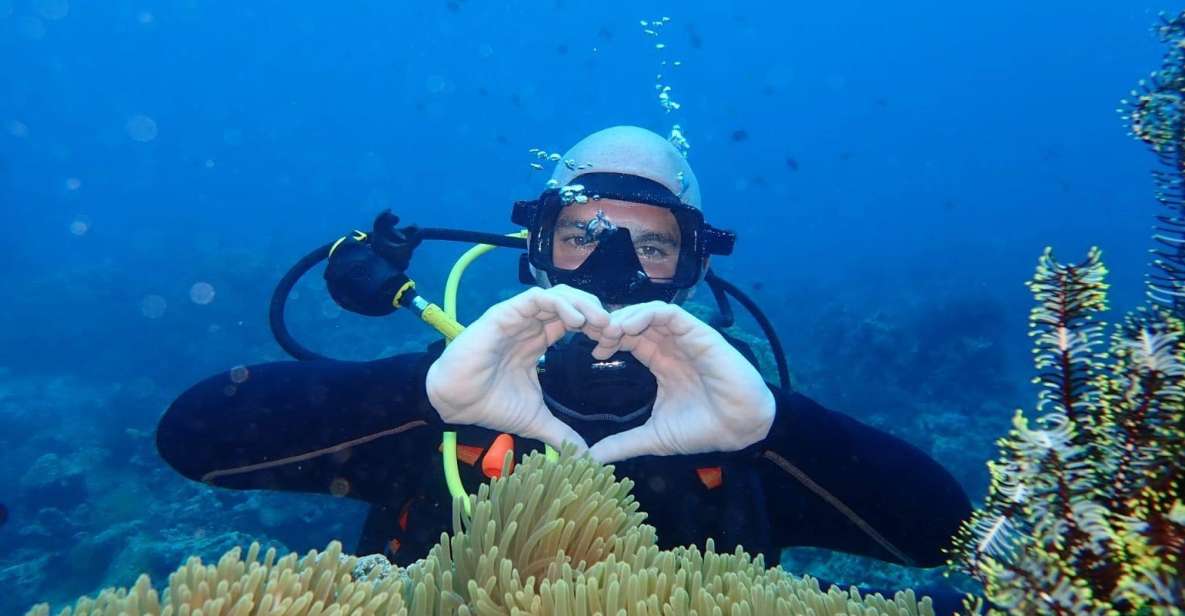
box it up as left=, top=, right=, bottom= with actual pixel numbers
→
left=425, top=285, right=609, bottom=452
left=586, top=302, right=775, bottom=463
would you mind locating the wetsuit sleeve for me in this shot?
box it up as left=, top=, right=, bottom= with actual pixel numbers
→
left=753, top=389, right=971, bottom=567
left=155, top=350, right=445, bottom=505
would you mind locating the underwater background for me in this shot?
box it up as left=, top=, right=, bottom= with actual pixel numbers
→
left=0, top=0, right=1176, bottom=612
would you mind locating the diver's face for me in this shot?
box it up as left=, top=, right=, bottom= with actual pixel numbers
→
left=550, top=198, right=682, bottom=281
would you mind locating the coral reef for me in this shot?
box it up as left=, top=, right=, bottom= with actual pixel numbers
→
left=0, top=349, right=376, bottom=614
left=948, top=11, right=1185, bottom=614
left=28, top=450, right=936, bottom=616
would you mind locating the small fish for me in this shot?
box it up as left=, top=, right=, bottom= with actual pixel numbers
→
left=785, top=157, right=799, bottom=171
left=731, top=129, right=749, bottom=142
left=556, top=44, right=569, bottom=56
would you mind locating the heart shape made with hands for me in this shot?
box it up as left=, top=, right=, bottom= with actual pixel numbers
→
left=424, top=285, right=776, bottom=465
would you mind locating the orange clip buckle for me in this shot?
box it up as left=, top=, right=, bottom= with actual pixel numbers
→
left=696, top=466, right=723, bottom=490
left=482, top=433, right=516, bottom=479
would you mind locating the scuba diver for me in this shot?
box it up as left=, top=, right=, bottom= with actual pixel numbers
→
left=156, top=126, right=971, bottom=608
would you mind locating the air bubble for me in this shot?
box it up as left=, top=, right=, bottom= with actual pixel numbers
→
left=5, top=120, right=28, bottom=138
left=321, top=299, right=342, bottom=319
left=229, top=365, right=250, bottom=383
left=69, top=217, right=89, bottom=236
left=329, top=477, right=350, bottom=497
left=126, top=114, right=158, bottom=142
left=140, top=295, right=167, bottom=319
left=34, top=0, right=68, bottom=20
left=189, top=282, right=216, bottom=305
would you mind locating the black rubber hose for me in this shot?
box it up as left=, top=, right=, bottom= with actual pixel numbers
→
left=416, top=228, right=528, bottom=249
left=269, top=242, right=334, bottom=361
left=704, top=271, right=791, bottom=392
left=270, top=230, right=524, bottom=361
left=704, top=272, right=736, bottom=328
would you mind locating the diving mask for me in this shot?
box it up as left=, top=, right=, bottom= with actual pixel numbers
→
left=512, top=172, right=735, bottom=305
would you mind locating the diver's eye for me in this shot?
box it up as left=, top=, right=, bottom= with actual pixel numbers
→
left=636, top=245, right=670, bottom=260
left=560, top=234, right=596, bottom=249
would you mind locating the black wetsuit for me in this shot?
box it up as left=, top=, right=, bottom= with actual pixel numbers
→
left=156, top=341, right=972, bottom=609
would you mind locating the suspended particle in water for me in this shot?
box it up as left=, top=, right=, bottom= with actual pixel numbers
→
left=229, top=364, right=250, bottom=383
left=35, top=0, right=68, bottom=20
left=126, top=114, right=158, bottom=142
left=4, top=120, right=28, bottom=138
left=321, top=299, right=342, bottom=319
left=65, top=177, right=81, bottom=191
left=129, top=376, right=157, bottom=398
left=137, top=11, right=154, bottom=24
left=69, top=216, right=89, bottom=236
left=426, top=74, right=449, bottom=94
left=189, top=281, right=216, bottom=305
left=329, top=477, right=351, bottom=497
left=140, top=294, right=167, bottom=319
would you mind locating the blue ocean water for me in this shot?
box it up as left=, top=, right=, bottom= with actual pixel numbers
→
left=0, top=0, right=1175, bottom=611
